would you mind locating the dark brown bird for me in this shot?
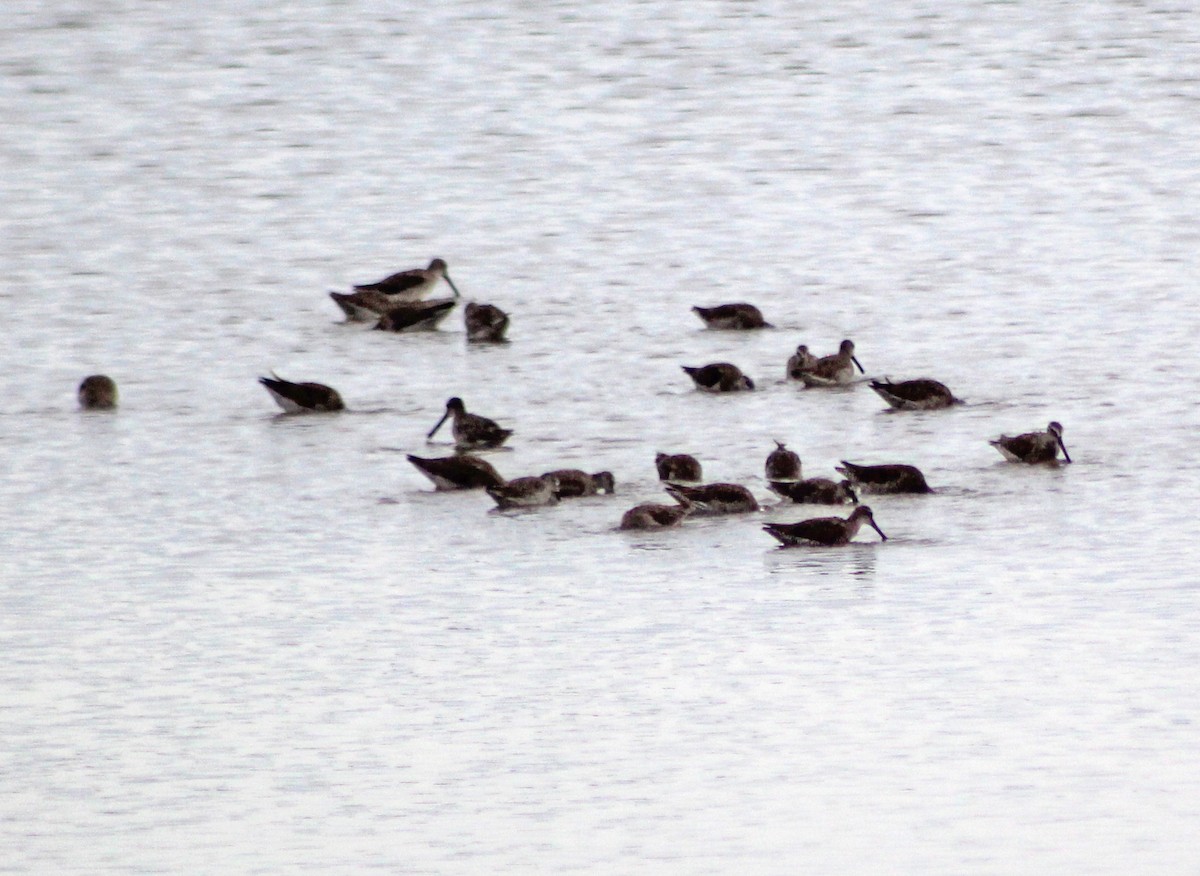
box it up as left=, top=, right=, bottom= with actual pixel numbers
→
left=656, top=453, right=703, bottom=484
left=374, top=298, right=458, bottom=332
left=487, top=474, right=560, bottom=509
left=353, top=257, right=460, bottom=299
left=407, top=454, right=506, bottom=490
left=663, top=482, right=759, bottom=515
left=795, top=339, right=864, bottom=387
left=692, top=303, right=772, bottom=329
left=835, top=461, right=932, bottom=494
left=990, top=421, right=1071, bottom=464
left=618, top=498, right=692, bottom=531
left=765, top=441, right=802, bottom=482
left=330, top=258, right=460, bottom=321
left=682, top=363, right=755, bottom=392
left=329, top=289, right=396, bottom=322
left=769, top=478, right=858, bottom=505
left=543, top=469, right=616, bottom=498
left=869, top=378, right=959, bottom=411
left=427, top=397, right=512, bottom=450
left=786, top=345, right=818, bottom=380
left=258, top=374, right=344, bottom=413
left=78, top=375, right=118, bottom=410
left=464, top=302, right=510, bottom=342
left=763, top=505, right=888, bottom=547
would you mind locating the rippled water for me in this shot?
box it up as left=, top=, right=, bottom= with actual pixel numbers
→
left=4, top=1, right=1200, bottom=871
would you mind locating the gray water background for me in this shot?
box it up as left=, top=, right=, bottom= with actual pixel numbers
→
left=3, top=0, right=1200, bottom=871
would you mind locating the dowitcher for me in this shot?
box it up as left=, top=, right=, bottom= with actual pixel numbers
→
left=543, top=469, right=616, bottom=498
left=663, top=482, right=759, bottom=514
left=618, top=498, right=692, bottom=530
left=786, top=345, right=818, bottom=380
left=78, top=375, right=118, bottom=410
left=656, top=452, right=703, bottom=484
left=258, top=374, right=344, bottom=413
left=990, top=421, right=1071, bottom=464
left=330, top=258, right=460, bottom=321
left=835, top=461, right=932, bottom=494
left=765, top=441, right=803, bottom=483
left=464, top=302, right=510, bottom=342
left=353, top=257, right=460, bottom=300
left=692, top=303, right=772, bottom=330
left=769, top=478, right=858, bottom=505
left=763, top=505, right=887, bottom=547
left=869, top=378, right=959, bottom=411
left=373, top=298, right=458, bottom=332
left=487, top=474, right=560, bottom=509
left=406, top=454, right=506, bottom=490
left=427, top=397, right=512, bottom=450
left=795, top=339, right=864, bottom=387
left=682, top=362, right=755, bottom=392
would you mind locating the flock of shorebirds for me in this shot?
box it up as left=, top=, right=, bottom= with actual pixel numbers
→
left=76, top=258, right=1072, bottom=548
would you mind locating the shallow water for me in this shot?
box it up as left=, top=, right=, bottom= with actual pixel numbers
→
left=3, top=0, right=1200, bottom=872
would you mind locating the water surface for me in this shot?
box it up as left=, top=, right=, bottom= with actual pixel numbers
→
left=3, top=1, right=1200, bottom=872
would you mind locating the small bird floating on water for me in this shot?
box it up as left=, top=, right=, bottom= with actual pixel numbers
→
left=427, top=397, right=512, bottom=450
left=618, top=497, right=692, bottom=531
left=656, top=452, right=703, bottom=484
left=769, top=478, right=858, bottom=505
left=869, top=378, right=959, bottom=411
left=487, top=474, right=560, bottom=509
left=374, top=298, right=458, bottom=332
left=406, top=454, right=506, bottom=490
left=542, top=469, right=615, bottom=498
left=763, top=505, right=887, bottom=547
left=990, top=421, right=1071, bottom=464
left=78, top=375, right=118, bottom=410
left=692, top=303, right=772, bottom=330
left=794, top=339, right=864, bottom=387
left=464, top=302, right=510, bottom=342
left=835, top=461, right=932, bottom=494
left=786, top=345, right=818, bottom=380
left=258, top=374, right=345, bottom=413
left=663, top=482, right=759, bottom=515
left=765, top=441, right=803, bottom=483
left=682, top=362, right=755, bottom=392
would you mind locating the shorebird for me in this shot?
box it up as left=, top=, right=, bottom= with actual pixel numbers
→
left=329, top=289, right=395, bottom=322
left=795, top=339, right=864, bottom=387
left=427, top=397, right=512, bottom=450
left=329, top=258, right=460, bottom=320
left=258, top=374, right=345, bottom=413
left=836, top=461, right=932, bottom=494
left=663, top=482, right=759, bottom=514
left=487, top=474, right=560, bottom=509
left=656, top=452, right=703, bottom=484
left=692, top=303, right=772, bottom=330
left=990, top=421, right=1071, bottom=464
left=353, top=258, right=460, bottom=300
left=769, top=478, right=858, bottom=505
left=786, top=345, right=818, bottom=380
left=763, top=505, right=887, bottom=547
left=78, top=375, right=118, bottom=410
left=406, top=454, right=506, bottom=490
left=681, top=362, right=755, bottom=392
left=543, top=469, right=616, bottom=498
left=869, top=378, right=959, bottom=411
left=464, top=302, right=510, bottom=342
left=765, top=441, right=802, bottom=483
left=373, top=298, right=458, bottom=332
left=619, top=498, right=692, bottom=530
